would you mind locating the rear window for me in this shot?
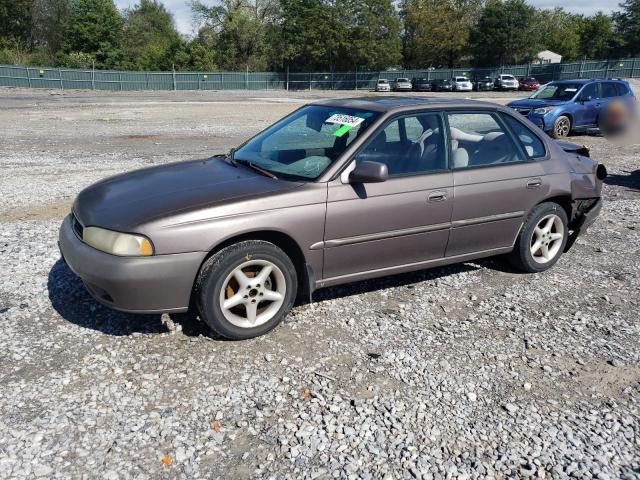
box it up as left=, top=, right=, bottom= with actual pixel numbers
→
left=455, top=77, right=469, bottom=81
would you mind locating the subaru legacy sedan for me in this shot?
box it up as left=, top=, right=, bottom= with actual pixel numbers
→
left=507, top=79, right=635, bottom=138
left=59, top=98, right=606, bottom=339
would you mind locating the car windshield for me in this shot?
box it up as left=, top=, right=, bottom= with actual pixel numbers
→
left=397, top=78, right=409, bottom=82
left=378, top=79, right=388, bottom=84
left=503, top=76, right=515, bottom=80
left=455, top=77, right=468, bottom=81
left=232, top=105, right=379, bottom=180
left=530, top=83, right=581, bottom=101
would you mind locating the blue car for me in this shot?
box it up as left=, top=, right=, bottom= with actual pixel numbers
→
left=507, top=79, right=635, bottom=138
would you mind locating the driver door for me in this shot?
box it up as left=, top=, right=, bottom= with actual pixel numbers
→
left=321, top=112, right=453, bottom=282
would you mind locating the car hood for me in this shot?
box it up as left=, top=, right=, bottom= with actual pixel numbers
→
left=73, top=158, right=304, bottom=231
left=508, top=98, right=568, bottom=108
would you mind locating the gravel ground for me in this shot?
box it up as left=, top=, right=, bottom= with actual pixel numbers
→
left=0, top=86, right=639, bottom=479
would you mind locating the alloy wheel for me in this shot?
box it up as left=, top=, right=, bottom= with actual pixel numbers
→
left=218, top=259, right=286, bottom=328
left=555, top=117, right=570, bottom=137
left=530, top=214, right=565, bottom=264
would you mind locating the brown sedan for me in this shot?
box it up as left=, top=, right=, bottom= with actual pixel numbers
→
left=59, top=97, right=606, bottom=339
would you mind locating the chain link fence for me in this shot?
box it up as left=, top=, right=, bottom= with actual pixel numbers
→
left=1, top=58, right=639, bottom=92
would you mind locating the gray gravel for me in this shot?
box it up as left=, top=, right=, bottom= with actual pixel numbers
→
left=0, top=87, right=639, bottom=479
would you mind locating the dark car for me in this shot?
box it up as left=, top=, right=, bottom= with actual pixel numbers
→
left=519, top=77, right=541, bottom=91
left=474, top=76, right=494, bottom=91
left=507, top=78, right=636, bottom=138
left=431, top=79, right=453, bottom=91
left=412, top=78, right=432, bottom=92
left=60, top=97, right=606, bottom=339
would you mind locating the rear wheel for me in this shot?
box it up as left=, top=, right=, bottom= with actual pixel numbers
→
left=196, top=240, right=297, bottom=339
left=509, top=202, right=569, bottom=273
left=550, top=115, right=571, bottom=139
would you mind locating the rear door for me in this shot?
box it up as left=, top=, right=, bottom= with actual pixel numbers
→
left=446, top=110, right=549, bottom=257
left=322, top=112, right=453, bottom=281
left=575, top=82, right=602, bottom=127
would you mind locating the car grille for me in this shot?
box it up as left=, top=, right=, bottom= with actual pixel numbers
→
left=72, top=214, right=84, bottom=239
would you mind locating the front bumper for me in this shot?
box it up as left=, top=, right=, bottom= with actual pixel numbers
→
left=58, top=215, right=207, bottom=313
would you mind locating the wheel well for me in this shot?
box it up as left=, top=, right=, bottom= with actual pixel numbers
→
left=558, top=112, right=573, bottom=127
left=538, top=195, right=572, bottom=222
left=195, top=231, right=309, bottom=300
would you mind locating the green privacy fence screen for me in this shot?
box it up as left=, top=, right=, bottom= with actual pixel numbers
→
left=0, top=58, right=638, bottom=92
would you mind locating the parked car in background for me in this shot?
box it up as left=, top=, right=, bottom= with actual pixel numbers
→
left=431, top=79, right=453, bottom=91
left=519, top=77, right=541, bottom=91
left=393, top=78, right=413, bottom=92
left=375, top=79, right=390, bottom=92
left=412, top=78, right=432, bottom=92
left=507, top=78, right=636, bottom=138
left=59, top=97, right=606, bottom=339
left=495, top=74, right=519, bottom=91
left=451, top=76, right=473, bottom=92
left=474, top=76, right=494, bottom=91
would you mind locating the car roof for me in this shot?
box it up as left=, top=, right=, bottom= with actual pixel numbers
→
left=311, top=96, right=503, bottom=113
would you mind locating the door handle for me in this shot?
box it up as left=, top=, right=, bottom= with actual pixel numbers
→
left=526, top=178, right=542, bottom=189
left=428, top=191, right=447, bottom=202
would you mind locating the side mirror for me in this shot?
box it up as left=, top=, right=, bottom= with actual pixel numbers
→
left=349, top=161, right=389, bottom=183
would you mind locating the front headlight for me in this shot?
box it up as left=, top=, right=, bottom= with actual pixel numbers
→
left=83, top=226, right=154, bottom=256
left=534, top=107, right=557, bottom=115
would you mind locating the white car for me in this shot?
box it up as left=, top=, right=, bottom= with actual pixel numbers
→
left=495, top=74, right=519, bottom=91
left=451, top=76, right=472, bottom=92
left=375, top=79, right=391, bottom=92
left=393, top=78, right=413, bottom=92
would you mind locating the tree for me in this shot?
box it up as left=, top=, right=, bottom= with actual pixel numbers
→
left=614, top=0, right=640, bottom=56
left=534, top=8, right=581, bottom=62
left=122, top=0, right=186, bottom=70
left=64, top=0, right=123, bottom=68
left=577, top=13, right=617, bottom=59
left=0, top=0, right=33, bottom=45
left=403, top=0, right=481, bottom=68
left=32, top=0, right=72, bottom=62
left=470, top=0, right=540, bottom=66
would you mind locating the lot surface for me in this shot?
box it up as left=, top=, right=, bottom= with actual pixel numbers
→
left=0, top=87, right=639, bottom=479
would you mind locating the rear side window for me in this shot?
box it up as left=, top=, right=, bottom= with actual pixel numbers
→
left=601, top=82, right=619, bottom=98
left=615, top=82, right=629, bottom=96
left=447, top=112, right=525, bottom=169
left=502, top=114, right=546, bottom=158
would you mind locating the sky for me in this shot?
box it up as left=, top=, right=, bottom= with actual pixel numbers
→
left=115, top=0, right=620, bottom=36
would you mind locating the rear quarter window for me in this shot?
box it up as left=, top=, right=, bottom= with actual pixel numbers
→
left=601, top=82, right=619, bottom=98
left=501, top=114, right=546, bottom=159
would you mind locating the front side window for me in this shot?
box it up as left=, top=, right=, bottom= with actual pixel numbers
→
left=234, top=105, right=379, bottom=180
left=502, top=114, right=546, bottom=158
left=579, top=83, right=601, bottom=101
left=356, top=113, right=446, bottom=176
left=447, top=112, right=525, bottom=169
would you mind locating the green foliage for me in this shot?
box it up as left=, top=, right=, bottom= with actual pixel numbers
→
left=0, top=0, right=633, bottom=73
left=470, top=0, right=540, bottom=66
left=614, top=0, right=640, bottom=56
left=404, top=0, right=481, bottom=68
left=64, top=0, right=124, bottom=68
left=121, top=0, right=186, bottom=70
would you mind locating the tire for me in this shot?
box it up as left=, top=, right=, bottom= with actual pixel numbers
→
left=509, top=202, right=569, bottom=273
left=196, top=240, right=298, bottom=340
left=550, top=115, right=571, bottom=139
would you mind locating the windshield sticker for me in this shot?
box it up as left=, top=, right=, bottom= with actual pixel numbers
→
left=326, top=114, right=365, bottom=128
left=564, top=88, right=577, bottom=92
left=333, top=124, right=353, bottom=137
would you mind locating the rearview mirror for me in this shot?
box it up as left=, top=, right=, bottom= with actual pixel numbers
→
left=349, top=161, right=388, bottom=183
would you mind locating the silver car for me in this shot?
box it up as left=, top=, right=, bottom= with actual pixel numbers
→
left=495, top=74, right=519, bottom=91
left=452, top=76, right=472, bottom=92
left=393, top=78, right=412, bottom=92
left=375, top=79, right=390, bottom=92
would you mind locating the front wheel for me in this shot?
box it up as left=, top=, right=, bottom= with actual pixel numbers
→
left=509, top=202, right=569, bottom=273
left=196, top=240, right=297, bottom=339
left=550, top=115, right=571, bottom=139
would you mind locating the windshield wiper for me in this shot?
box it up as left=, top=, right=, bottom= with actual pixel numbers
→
left=235, top=159, right=278, bottom=179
